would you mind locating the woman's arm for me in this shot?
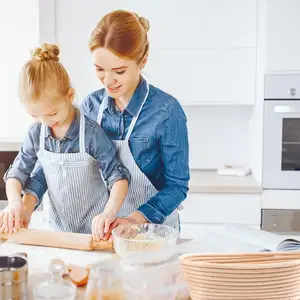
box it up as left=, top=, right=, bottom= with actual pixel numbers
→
left=133, top=101, right=190, bottom=223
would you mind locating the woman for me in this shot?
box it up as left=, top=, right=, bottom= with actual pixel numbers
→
left=23, top=10, right=190, bottom=239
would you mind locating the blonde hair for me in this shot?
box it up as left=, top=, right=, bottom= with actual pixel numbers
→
left=19, top=43, right=71, bottom=102
left=89, top=10, right=150, bottom=63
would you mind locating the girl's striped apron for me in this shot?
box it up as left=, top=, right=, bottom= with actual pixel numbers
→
left=37, top=111, right=110, bottom=233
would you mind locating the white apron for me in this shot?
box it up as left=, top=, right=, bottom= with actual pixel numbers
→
left=37, top=111, right=110, bottom=233
left=97, top=82, right=180, bottom=230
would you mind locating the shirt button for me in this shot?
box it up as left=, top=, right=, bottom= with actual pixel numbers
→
left=153, top=216, right=161, bottom=222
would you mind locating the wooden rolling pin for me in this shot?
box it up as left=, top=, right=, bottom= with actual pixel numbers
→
left=0, top=228, right=114, bottom=251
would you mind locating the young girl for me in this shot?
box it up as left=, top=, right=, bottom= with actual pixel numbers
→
left=0, top=43, right=129, bottom=240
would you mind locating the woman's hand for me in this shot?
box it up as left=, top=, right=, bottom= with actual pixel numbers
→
left=102, top=211, right=148, bottom=240
left=92, top=209, right=117, bottom=241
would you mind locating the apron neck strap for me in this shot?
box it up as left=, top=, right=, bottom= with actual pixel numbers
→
left=97, top=82, right=150, bottom=142
left=39, top=124, right=46, bottom=152
left=125, top=82, right=149, bottom=141
left=78, top=109, right=86, bottom=153
left=97, top=96, right=108, bottom=127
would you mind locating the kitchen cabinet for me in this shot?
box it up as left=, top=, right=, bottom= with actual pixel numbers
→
left=266, top=0, right=300, bottom=70
left=45, top=0, right=258, bottom=106
left=179, top=192, right=261, bottom=239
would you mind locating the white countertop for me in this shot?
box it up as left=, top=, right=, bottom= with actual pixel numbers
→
left=0, top=211, right=113, bottom=299
left=189, top=169, right=262, bottom=194
left=1, top=224, right=297, bottom=299
left=0, top=241, right=113, bottom=299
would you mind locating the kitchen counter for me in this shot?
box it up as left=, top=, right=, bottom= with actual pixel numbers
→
left=0, top=212, right=113, bottom=298
left=189, top=169, right=262, bottom=194
left=0, top=241, right=115, bottom=299
left=0, top=235, right=192, bottom=299
left=1, top=212, right=191, bottom=299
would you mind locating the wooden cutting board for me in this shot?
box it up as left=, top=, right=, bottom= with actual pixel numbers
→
left=0, top=228, right=114, bottom=251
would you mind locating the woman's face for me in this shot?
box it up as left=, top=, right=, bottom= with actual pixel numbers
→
left=92, top=48, right=145, bottom=100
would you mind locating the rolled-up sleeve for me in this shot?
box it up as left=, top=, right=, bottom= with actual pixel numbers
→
left=89, top=123, right=130, bottom=190
left=23, top=162, right=48, bottom=206
left=137, top=102, right=190, bottom=223
left=4, top=123, right=40, bottom=188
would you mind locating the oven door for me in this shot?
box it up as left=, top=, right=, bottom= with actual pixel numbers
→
left=263, top=100, right=300, bottom=189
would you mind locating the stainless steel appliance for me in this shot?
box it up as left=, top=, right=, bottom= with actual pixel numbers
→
left=263, top=74, right=300, bottom=190
left=261, top=209, right=300, bottom=233
left=0, top=253, right=28, bottom=299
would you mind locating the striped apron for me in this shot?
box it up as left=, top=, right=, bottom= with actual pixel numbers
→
left=37, top=111, right=110, bottom=233
left=97, top=81, right=180, bottom=230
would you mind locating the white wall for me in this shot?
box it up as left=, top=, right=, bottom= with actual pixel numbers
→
left=186, top=106, right=252, bottom=169
left=0, top=0, right=39, bottom=140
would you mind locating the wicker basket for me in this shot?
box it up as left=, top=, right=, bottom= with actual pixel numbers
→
left=179, top=251, right=300, bottom=300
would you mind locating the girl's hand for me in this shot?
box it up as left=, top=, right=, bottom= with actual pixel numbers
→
left=92, top=209, right=117, bottom=241
left=0, top=198, right=23, bottom=235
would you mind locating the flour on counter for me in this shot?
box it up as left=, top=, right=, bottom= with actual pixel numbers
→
left=0, top=241, right=114, bottom=276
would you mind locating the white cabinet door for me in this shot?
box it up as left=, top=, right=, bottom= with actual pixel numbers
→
left=50, top=0, right=257, bottom=105
left=55, top=0, right=257, bottom=51
left=266, top=0, right=300, bottom=70
left=179, top=193, right=261, bottom=225
left=145, top=48, right=256, bottom=106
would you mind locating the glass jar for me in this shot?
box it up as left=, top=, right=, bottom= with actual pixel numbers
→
left=33, top=263, right=76, bottom=300
left=85, top=260, right=124, bottom=300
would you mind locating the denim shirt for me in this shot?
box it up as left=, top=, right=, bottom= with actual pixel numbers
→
left=5, top=109, right=130, bottom=205
left=25, top=77, right=190, bottom=223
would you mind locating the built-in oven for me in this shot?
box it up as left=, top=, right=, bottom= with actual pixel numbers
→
left=263, top=74, right=300, bottom=190
left=0, top=149, right=19, bottom=209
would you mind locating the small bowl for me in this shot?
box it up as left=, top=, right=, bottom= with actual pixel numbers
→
left=112, top=224, right=178, bottom=259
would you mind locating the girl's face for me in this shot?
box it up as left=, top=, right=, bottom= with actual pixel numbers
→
left=24, top=89, right=74, bottom=128
left=92, top=47, right=147, bottom=100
